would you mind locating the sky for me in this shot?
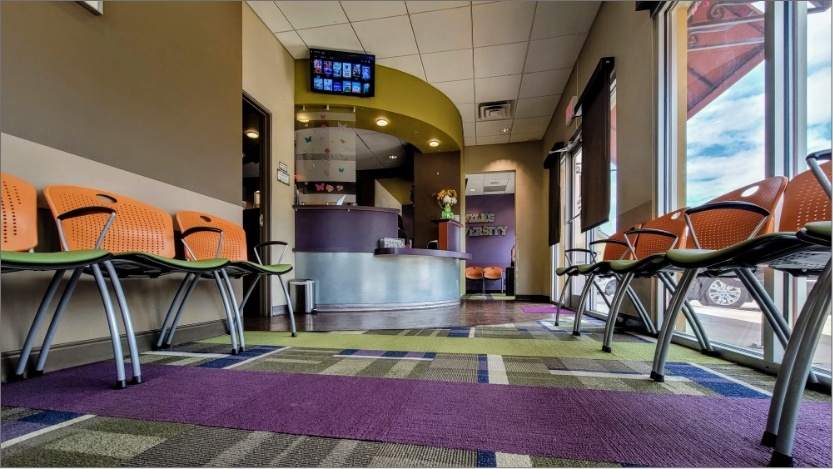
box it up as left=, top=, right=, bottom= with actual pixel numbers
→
left=685, top=3, right=832, bottom=207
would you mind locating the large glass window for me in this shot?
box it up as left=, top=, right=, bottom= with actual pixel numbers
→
left=662, top=0, right=832, bottom=371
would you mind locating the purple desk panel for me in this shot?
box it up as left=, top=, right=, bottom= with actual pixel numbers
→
left=295, top=205, right=399, bottom=253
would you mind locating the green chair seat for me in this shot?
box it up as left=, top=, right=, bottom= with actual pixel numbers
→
left=609, top=254, right=670, bottom=274
left=665, top=232, right=822, bottom=271
left=112, top=252, right=229, bottom=274
left=803, top=221, right=831, bottom=241
left=1, top=249, right=111, bottom=270
left=231, top=261, right=293, bottom=275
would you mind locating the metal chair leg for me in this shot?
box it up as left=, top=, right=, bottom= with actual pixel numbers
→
left=14, top=269, right=66, bottom=379
left=278, top=275, right=297, bottom=337
left=33, top=268, right=84, bottom=375
left=90, top=264, right=128, bottom=389
left=602, top=273, right=634, bottom=352
left=651, top=268, right=700, bottom=382
left=156, top=273, right=194, bottom=350
left=162, top=274, right=201, bottom=349
left=213, top=271, right=239, bottom=354
left=221, top=269, right=246, bottom=352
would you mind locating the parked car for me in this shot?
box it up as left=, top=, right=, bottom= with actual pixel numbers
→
left=594, top=271, right=815, bottom=310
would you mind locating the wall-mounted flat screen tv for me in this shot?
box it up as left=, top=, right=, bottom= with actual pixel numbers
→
left=310, top=48, right=375, bottom=98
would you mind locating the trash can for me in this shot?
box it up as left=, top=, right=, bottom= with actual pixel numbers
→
left=288, top=279, right=315, bottom=314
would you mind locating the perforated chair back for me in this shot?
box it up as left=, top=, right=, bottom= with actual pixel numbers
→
left=483, top=267, right=502, bottom=280
left=175, top=211, right=247, bottom=262
left=602, top=224, right=641, bottom=261
left=43, top=186, right=176, bottom=257
left=687, top=176, right=788, bottom=250
left=465, top=266, right=484, bottom=280
left=632, top=208, right=689, bottom=260
left=779, top=161, right=832, bottom=233
left=1, top=173, right=39, bottom=252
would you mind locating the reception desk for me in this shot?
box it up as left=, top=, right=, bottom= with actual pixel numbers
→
left=294, top=206, right=470, bottom=311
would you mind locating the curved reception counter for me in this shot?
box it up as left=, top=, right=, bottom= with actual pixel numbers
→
left=294, top=206, right=470, bottom=312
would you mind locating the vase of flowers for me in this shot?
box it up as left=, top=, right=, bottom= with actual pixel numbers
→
left=436, top=189, right=458, bottom=220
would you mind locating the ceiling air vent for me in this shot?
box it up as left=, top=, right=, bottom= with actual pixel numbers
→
left=483, top=185, right=506, bottom=193
left=477, top=100, right=515, bottom=121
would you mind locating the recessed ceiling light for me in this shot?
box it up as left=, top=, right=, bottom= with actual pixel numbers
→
left=500, top=127, right=510, bottom=134
left=376, top=118, right=388, bottom=126
left=298, top=118, right=309, bottom=123
left=470, top=189, right=475, bottom=192
left=245, top=130, right=259, bottom=139
left=428, top=140, right=439, bottom=147
left=388, top=155, right=397, bottom=160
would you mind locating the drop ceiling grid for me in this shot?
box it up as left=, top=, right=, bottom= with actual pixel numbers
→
left=249, top=1, right=601, bottom=148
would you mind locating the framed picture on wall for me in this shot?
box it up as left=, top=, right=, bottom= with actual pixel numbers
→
left=78, top=1, right=103, bottom=15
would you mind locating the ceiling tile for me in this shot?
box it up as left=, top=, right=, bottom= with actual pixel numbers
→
left=531, top=1, right=600, bottom=40
left=296, top=24, right=363, bottom=53
left=472, top=1, right=535, bottom=47
left=247, top=1, right=293, bottom=33
left=475, top=119, right=512, bottom=136
left=341, top=1, right=407, bottom=21
left=275, top=1, right=348, bottom=30
left=411, top=7, right=472, bottom=54
left=524, top=34, right=587, bottom=73
left=474, top=75, right=522, bottom=103
left=509, top=132, right=543, bottom=143
left=456, top=103, right=476, bottom=123
left=476, top=135, right=511, bottom=145
left=464, top=137, right=477, bottom=147
left=474, top=42, right=528, bottom=78
left=275, top=31, right=309, bottom=59
left=406, top=1, right=470, bottom=14
left=422, top=50, right=473, bottom=82
left=432, top=80, right=475, bottom=104
left=514, top=95, right=560, bottom=118
left=463, top=122, right=476, bottom=138
left=353, top=16, right=418, bottom=58
left=518, top=69, right=571, bottom=98
left=512, top=116, right=552, bottom=134
left=377, top=55, right=426, bottom=81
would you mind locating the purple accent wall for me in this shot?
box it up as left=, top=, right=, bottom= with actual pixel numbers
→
left=465, top=194, right=515, bottom=268
left=295, top=206, right=398, bottom=253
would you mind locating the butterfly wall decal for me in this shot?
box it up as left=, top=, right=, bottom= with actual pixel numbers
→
left=325, top=184, right=334, bottom=192
left=324, top=148, right=330, bottom=154
left=336, top=185, right=344, bottom=191
left=304, top=136, right=312, bottom=143
left=340, top=139, right=346, bottom=144
left=320, top=114, right=327, bottom=119
left=338, top=167, right=345, bottom=173
left=315, top=183, right=325, bottom=191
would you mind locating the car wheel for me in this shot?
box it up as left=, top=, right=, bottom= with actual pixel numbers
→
left=604, top=279, right=617, bottom=297
left=701, top=279, right=747, bottom=308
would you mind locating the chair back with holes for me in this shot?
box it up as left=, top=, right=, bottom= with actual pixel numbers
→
left=601, top=224, right=641, bottom=261
left=687, top=176, right=788, bottom=250
left=175, top=211, right=247, bottom=262
left=465, top=266, right=484, bottom=280
left=632, top=208, right=689, bottom=260
left=1, top=173, right=39, bottom=252
left=779, top=161, right=832, bottom=233
left=483, top=267, right=502, bottom=280
left=43, top=186, right=176, bottom=257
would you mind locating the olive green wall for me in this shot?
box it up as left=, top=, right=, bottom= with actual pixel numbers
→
left=0, top=1, right=242, bottom=204
left=543, top=1, right=657, bottom=316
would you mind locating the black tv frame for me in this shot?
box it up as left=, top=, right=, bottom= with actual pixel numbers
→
left=309, top=48, right=375, bottom=98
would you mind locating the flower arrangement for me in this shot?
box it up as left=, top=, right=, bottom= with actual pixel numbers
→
left=436, top=189, right=458, bottom=208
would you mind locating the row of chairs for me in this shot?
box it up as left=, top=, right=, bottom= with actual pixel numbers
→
left=465, top=266, right=504, bottom=293
left=553, top=150, right=831, bottom=465
left=1, top=175, right=298, bottom=389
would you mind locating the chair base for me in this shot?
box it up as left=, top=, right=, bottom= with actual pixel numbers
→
left=770, top=451, right=793, bottom=467
left=652, top=372, right=665, bottom=383
left=115, top=380, right=127, bottom=390
left=30, top=370, right=44, bottom=378
left=602, top=345, right=612, bottom=353
left=292, top=332, right=297, bottom=337
left=701, top=349, right=721, bottom=357
left=572, top=331, right=581, bottom=337
left=553, top=321, right=559, bottom=326
left=8, top=373, right=25, bottom=382
left=761, top=431, right=777, bottom=447
left=131, top=376, right=143, bottom=385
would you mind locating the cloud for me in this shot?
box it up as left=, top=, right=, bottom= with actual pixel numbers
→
left=808, top=7, right=832, bottom=68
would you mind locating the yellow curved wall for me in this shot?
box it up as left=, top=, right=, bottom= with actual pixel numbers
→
left=295, top=61, right=463, bottom=153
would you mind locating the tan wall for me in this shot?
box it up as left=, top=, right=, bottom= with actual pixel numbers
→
left=543, top=1, right=657, bottom=314
left=463, top=141, right=547, bottom=297
left=414, top=151, right=462, bottom=248
left=0, top=1, right=242, bottom=204
left=1, top=2, right=243, bottom=358
left=241, top=3, right=297, bottom=311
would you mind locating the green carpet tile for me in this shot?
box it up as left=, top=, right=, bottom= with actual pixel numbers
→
left=199, top=330, right=727, bottom=363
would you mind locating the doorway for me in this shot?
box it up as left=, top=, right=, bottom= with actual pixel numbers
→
left=463, top=171, right=516, bottom=299
left=241, top=94, right=271, bottom=317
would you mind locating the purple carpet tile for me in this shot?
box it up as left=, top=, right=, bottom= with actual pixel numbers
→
left=522, top=305, right=574, bottom=314
left=2, top=362, right=830, bottom=467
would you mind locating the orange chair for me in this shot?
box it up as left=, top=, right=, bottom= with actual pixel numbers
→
left=1, top=174, right=136, bottom=389
left=38, top=186, right=236, bottom=357
left=155, top=210, right=297, bottom=351
left=483, top=266, right=503, bottom=293
left=465, top=266, right=484, bottom=293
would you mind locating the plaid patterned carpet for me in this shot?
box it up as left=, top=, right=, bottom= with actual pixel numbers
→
left=2, top=316, right=830, bottom=467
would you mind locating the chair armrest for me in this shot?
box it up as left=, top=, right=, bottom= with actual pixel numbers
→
left=806, top=149, right=832, bottom=200
left=622, top=228, right=678, bottom=259
left=253, top=240, right=290, bottom=265
left=684, top=201, right=771, bottom=249
left=180, top=226, right=224, bottom=260
left=55, top=206, right=117, bottom=250
left=589, top=238, right=634, bottom=260
left=563, top=248, right=596, bottom=265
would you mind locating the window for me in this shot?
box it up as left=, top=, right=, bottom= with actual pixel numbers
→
left=660, top=1, right=832, bottom=371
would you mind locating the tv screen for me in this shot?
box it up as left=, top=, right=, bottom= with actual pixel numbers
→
left=310, top=48, right=375, bottom=98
